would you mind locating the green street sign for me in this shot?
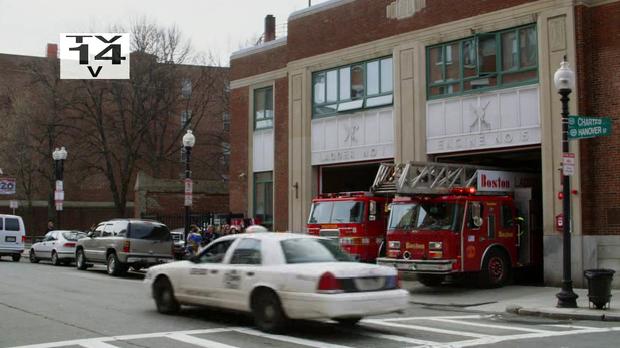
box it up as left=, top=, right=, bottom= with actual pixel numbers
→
left=568, top=116, right=612, bottom=140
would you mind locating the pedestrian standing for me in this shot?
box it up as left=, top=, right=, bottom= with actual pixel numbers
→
left=46, top=220, right=55, bottom=232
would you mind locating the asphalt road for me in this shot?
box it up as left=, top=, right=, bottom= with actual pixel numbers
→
left=1, top=256, right=619, bottom=348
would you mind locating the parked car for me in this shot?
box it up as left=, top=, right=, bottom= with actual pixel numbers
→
left=29, top=230, right=86, bottom=265
left=144, top=232, right=408, bottom=333
left=76, top=219, right=173, bottom=276
left=170, top=228, right=185, bottom=260
left=0, top=214, right=26, bottom=262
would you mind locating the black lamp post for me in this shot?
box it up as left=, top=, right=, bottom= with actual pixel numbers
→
left=182, top=130, right=196, bottom=243
left=52, top=146, right=67, bottom=229
left=554, top=57, right=578, bottom=308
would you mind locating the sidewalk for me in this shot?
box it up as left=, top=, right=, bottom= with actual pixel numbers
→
left=403, top=280, right=620, bottom=321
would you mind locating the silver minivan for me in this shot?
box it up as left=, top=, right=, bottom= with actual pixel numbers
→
left=0, top=214, right=26, bottom=262
left=75, top=219, right=173, bottom=276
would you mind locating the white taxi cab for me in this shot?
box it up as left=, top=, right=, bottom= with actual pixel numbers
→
left=144, top=233, right=408, bottom=332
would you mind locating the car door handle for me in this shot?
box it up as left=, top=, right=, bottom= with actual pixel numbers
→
left=246, top=272, right=255, bottom=276
left=210, top=269, right=218, bottom=274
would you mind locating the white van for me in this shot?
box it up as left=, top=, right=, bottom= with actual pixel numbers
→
left=0, top=214, right=26, bottom=262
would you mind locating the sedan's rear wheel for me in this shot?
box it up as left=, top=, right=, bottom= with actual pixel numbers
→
left=29, top=250, right=39, bottom=263
left=51, top=251, right=60, bottom=266
left=153, top=277, right=180, bottom=314
left=252, top=290, right=287, bottom=333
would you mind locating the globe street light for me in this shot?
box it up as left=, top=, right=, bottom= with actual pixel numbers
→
left=183, top=130, right=196, bottom=245
left=553, top=57, right=578, bottom=308
left=52, top=146, right=68, bottom=229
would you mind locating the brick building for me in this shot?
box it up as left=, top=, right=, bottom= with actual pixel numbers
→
left=0, top=46, right=230, bottom=233
left=229, top=0, right=620, bottom=287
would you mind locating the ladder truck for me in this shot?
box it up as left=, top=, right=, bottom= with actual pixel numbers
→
left=307, top=192, right=391, bottom=262
left=373, top=162, right=538, bottom=287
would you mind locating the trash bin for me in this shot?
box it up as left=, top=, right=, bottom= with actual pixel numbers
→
left=584, top=269, right=616, bottom=309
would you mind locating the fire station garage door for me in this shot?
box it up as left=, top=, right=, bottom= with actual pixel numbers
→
left=321, top=162, right=383, bottom=194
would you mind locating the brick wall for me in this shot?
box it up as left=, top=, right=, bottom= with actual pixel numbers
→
left=273, top=77, right=289, bottom=231
left=228, top=87, right=249, bottom=215
left=230, top=44, right=288, bottom=81
left=576, top=2, right=620, bottom=235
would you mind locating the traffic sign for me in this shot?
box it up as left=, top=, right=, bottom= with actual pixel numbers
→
left=9, top=200, right=18, bottom=209
left=562, top=153, right=575, bottom=176
left=568, top=116, right=612, bottom=140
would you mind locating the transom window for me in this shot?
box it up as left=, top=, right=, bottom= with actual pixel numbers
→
left=427, top=24, right=537, bottom=99
left=254, top=87, right=273, bottom=130
left=312, top=57, right=393, bottom=118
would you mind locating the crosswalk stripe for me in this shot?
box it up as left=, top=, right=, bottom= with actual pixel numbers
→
left=377, top=315, right=490, bottom=322
left=429, top=318, right=552, bottom=333
left=234, top=328, right=354, bottom=348
left=356, top=330, right=442, bottom=346
left=362, top=319, right=489, bottom=338
left=78, top=341, right=119, bottom=348
left=168, top=333, right=239, bottom=348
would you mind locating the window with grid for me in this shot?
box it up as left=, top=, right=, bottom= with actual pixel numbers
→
left=254, top=87, right=273, bottom=130
left=427, top=24, right=537, bottom=99
left=312, top=57, right=393, bottom=118
left=253, top=171, right=273, bottom=228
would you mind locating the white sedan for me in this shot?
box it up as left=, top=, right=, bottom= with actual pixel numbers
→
left=29, top=230, right=87, bottom=265
left=144, top=233, right=408, bottom=332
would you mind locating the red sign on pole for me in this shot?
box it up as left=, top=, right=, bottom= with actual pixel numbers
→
left=556, top=213, right=563, bottom=232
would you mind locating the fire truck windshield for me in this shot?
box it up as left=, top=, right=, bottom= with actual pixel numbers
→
left=308, top=201, right=365, bottom=224
left=388, top=202, right=463, bottom=232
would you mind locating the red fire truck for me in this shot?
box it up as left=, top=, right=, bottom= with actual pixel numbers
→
left=374, top=162, right=539, bottom=288
left=307, top=192, right=390, bottom=262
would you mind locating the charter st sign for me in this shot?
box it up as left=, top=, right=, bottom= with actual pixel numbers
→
left=568, top=115, right=612, bottom=140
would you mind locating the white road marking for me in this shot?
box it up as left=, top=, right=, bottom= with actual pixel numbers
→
left=234, top=328, right=354, bottom=348
left=355, top=330, right=441, bottom=346
left=362, top=319, right=489, bottom=338
left=78, top=341, right=119, bottom=348
left=430, top=318, right=552, bottom=333
left=168, top=333, right=239, bottom=348
left=377, top=315, right=492, bottom=322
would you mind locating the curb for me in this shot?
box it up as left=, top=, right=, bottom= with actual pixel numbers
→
left=506, top=305, right=620, bottom=322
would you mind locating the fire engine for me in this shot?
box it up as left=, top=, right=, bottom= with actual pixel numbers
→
left=307, top=192, right=390, bottom=262
left=374, top=162, right=539, bottom=288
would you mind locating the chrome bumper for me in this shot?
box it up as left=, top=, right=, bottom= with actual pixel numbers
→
left=376, top=257, right=457, bottom=274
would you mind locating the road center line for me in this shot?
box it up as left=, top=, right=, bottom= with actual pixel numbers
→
left=362, top=319, right=489, bottom=338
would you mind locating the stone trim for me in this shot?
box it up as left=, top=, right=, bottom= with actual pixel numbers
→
left=574, top=0, right=619, bottom=7
left=230, top=68, right=287, bottom=89
left=230, top=37, right=287, bottom=61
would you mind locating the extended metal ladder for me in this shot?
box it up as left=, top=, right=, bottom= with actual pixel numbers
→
left=371, top=161, right=495, bottom=195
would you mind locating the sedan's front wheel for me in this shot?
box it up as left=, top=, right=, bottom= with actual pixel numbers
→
left=29, top=250, right=39, bottom=263
left=76, top=249, right=87, bottom=270
left=153, top=277, right=180, bottom=314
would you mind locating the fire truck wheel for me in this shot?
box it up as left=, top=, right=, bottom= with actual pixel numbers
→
left=418, top=274, right=444, bottom=287
left=479, top=249, right=511, bottom=288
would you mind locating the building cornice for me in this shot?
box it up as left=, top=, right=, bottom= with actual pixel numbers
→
left=574, top=0, right=619, bottom=6
left=230, top=37, right=287, bottom=61
left=230, top=68, right=288, bottom=89
left=289, top=0, right=356, bottom=21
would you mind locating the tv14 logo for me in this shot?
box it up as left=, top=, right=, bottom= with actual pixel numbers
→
left=60, top=33, right=130, bottom=79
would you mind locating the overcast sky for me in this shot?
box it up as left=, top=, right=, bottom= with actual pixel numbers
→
left=0, top=0, right=330, bottom=66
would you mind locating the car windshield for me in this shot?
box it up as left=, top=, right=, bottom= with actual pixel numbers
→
left=62, top=231, right=87, bottom=241
left=389, top=202, right=464, bottom=232
left=280, top=238, right=353, bottom=263
left=308, top=201, right=365, bottom=224
left=128, top=222, right=171, bottom=241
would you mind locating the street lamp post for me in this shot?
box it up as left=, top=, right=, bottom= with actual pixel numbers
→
left=182, top=130, right=196, bottom=244
left=554, top=57, right=578, bottom=308
left=52, top=147, right=68, bottom=229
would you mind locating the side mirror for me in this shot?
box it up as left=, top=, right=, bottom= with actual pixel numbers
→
left=189, top=255, right=200, bottom=263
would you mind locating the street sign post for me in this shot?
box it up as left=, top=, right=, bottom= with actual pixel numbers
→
left=568, top=116, right=612, bottom=140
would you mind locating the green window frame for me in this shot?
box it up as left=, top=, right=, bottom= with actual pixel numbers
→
left=426, top=24, right=538, bottom=100
left=312, top=56, right=394, bottom=118
left=254, top=87, right=273, bottom=130
left=253, top=171, right=273, bottom=228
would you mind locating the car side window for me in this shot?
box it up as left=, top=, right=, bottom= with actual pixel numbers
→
left=44, top=232, right=53, bottom=241
left=229, top=239, right=262, bottom=265
left=93, top=224, right=105, bottom=237
left=0, top=218, right=4, bottom=230
left=115, top=221, right=128, bottom=237
left=198, top=240, right=234, bottom=264
left=102, top=224, right=114, bottom=237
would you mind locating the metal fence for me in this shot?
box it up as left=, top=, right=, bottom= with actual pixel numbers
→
left=141, top=213, right=247, bottom=230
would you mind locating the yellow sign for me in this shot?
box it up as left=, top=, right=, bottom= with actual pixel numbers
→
left=466, top=245, right=476, bottom=258
left=321, top=224, right=338, bottom=229
left=499, top=231, right=514, bottom=238
left=406, top=243, right=425, bottom=250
